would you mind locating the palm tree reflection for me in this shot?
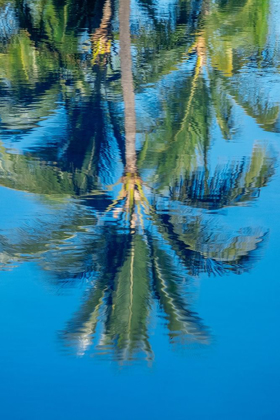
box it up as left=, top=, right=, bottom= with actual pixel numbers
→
left=58, top=0, right=272, bottom=361
left=0, top=0, right=278, bottom=362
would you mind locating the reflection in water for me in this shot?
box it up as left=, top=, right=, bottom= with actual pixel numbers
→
left=169, top=145, right=276, bottom=210
left=0, top=0, right=279, bottom=362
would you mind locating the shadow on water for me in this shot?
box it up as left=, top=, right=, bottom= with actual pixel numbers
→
left=0, top=0, right=279, bottom=362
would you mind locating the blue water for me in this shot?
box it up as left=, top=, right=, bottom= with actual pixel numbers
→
left=2, top=173, right=280, bottom=419
left=0, top=0, right=280, bottom=418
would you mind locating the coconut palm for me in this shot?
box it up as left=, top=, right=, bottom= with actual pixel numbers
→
left=57, top=0, right=274, bottom=360
left=138, top=0, right=279, bottom=206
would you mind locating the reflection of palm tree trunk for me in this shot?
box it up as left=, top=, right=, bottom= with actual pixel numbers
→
left=91, top=0, right=112, bottom=62
left=107, top=3, right=144, bottom=230
left=119, top=0, right=137, bottom=174
left=97, top=0, right=112, bottom=33
left=202, top=0, right=210, bottom=16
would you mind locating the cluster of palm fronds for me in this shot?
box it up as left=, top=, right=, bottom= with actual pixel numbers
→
left=0, top=0, right=278, bottom=361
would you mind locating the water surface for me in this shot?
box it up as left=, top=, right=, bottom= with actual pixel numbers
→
left=0, top=0, right=280, bottom=418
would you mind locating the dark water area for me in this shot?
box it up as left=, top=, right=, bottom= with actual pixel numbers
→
left=0, top=0, right=280, bottom=418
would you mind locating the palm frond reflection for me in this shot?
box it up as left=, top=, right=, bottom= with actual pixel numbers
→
left=0, top=0, right=278, bottom=362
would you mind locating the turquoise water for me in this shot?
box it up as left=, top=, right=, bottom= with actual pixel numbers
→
left=0, top=0, right=280, bottom=418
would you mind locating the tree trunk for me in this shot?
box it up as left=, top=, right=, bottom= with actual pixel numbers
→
left=119, top=0, right=137, bottom=174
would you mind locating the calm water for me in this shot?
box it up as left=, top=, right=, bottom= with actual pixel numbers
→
left=0, top=0, right=280, bottom=418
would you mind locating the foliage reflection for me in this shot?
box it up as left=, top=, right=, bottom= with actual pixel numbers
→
left=0, top=0, right=279, bottom=362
